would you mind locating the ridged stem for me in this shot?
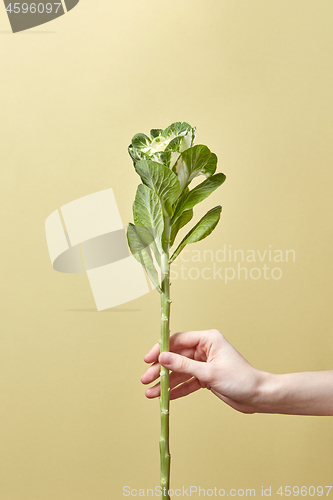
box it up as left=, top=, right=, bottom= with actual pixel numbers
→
left=159, top=217, right=171, bottom=500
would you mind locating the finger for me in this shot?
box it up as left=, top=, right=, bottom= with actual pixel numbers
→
left=170, top=346, right=195, bottom=359
left=169, top=377, right=202, bottom=400
left=169, top=330, right=213, bottom=351
left=141, top=345, right=195, bottom=384
left=169, top=371, right=193, bottom=388
left=159, top=352, right=212, bottom=383
left=145, top=384, right=160, bottom=399
left=144, top=343, right=160, bottom=363
left=144, top=330, right=221, bottom=364
left=141, top=362, right=160, bottom=385
left=145, top=372, right=192, bottom=399
left=141, top=345, right=197, bottom=387
left=144, top=343, right=196, bottom=364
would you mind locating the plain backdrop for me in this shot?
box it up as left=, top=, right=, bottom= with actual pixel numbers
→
left=0, top=1, right=333, bottom=498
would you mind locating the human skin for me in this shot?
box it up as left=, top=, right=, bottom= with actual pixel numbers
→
left=141, top=329, right=333, bottom=416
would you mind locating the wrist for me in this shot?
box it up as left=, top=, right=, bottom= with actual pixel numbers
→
left=252, top=370, right=282, bottom=413
left=253, top=370, right=333, bottom=416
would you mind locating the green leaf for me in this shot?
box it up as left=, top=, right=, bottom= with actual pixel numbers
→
left=182, top=144, right=211, bottom=179
left=164, top=136, right=182, bottom=153
left=133, top=185, right=164, bottom=240
left=127, top=224, right=161, bottom=292
left=169, top=206, right=222, bottom=263
left=170, top=209, right=193, bottom=247
left=135, top=160, right=180, bottom=216
left=128, top=144, right=146, bottom=164
left=201, top=152, right=217, bottom=177
left=163, top=122, right=193, bottom=139
left=179, top=126, right=196, bottom=152
left=132, top=184, right=164, bottom=263
left=163, top=123, right=196, bottom=157
left=135, top=225, right=162, bottom=268
left=147, top=238, right=162, bottom=268
left=172, top=173, right=226, bottom=221
left=154, top=151, right=174, bottom=168
left=128, top=144, right=173, bottom=168
left=174, top=144, right=211, bottom=190
left=131, top=133, right=151, bottom=151
left=150, top=129, right=163, bottom=139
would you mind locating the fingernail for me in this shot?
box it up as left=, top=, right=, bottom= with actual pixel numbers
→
left=160, top=352, right=173, bottom=365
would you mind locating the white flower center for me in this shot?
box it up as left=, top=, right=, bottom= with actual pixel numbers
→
left=149, top=136, right=172, bottom=152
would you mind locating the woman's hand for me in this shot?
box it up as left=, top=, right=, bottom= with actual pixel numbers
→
left=141, top=329, right=333, bottom=416
left=141, top=329, right=266, bottom=414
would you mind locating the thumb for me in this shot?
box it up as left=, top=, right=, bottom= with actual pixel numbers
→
left=159, top=352, right=210, bottom=383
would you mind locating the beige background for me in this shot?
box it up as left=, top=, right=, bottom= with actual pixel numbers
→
left=1, top=1, right=333, bottom=498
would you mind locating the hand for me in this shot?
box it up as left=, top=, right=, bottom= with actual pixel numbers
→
left=141, top=329, right=266, bottom=414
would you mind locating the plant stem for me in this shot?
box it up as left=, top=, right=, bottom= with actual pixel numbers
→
left=159, top=217, right=171, bottom=500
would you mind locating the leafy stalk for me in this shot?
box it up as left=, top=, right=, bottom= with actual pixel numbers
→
left=127, top=122, right=226, bottom=499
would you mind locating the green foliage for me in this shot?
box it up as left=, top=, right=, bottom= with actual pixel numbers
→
left=126, top=224, right=161, bottom=292
left=131, top=133, right=151, bottom=150
left=127, top=122, right=226, bottom=284
left=173, top=144, right=211, bottom=191
left=134, top=160, right=180, bottom=217
left=170, top=209, right=193, bottom=247
left=172, top=173, right=226, bottom=221
left=169, top=206, right=222, bottom=263
left=201, top=152, right=218, bottom=177
left=133, top=184, right=164, bottom=250
left=128, top=122, right=196, bottom=169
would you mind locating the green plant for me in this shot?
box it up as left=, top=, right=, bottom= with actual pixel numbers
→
left=127, top=122, right=226, bottom=500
